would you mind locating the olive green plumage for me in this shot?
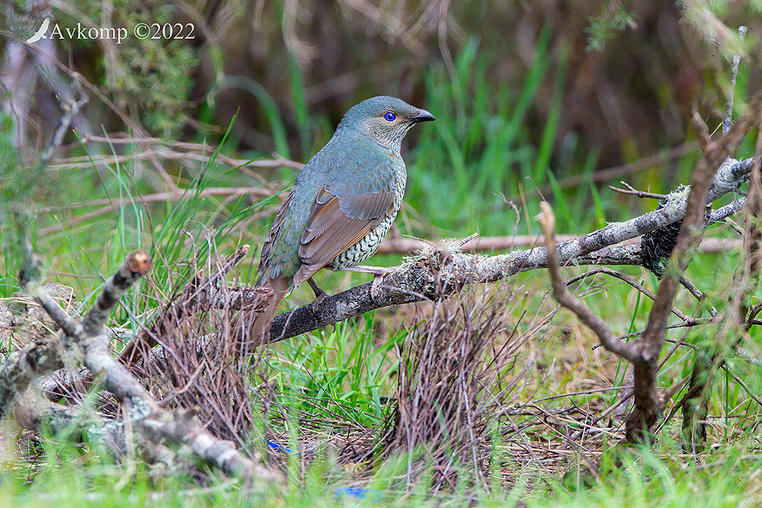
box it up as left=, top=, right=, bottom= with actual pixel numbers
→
left=256, top=96, right=434, bottom=298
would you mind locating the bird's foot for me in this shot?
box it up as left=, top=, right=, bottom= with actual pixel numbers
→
left=370, top=276, right=386, bottom=306
left=338, top=266, right=395, bottom=304
left=310, top=295, right=325, bottom=314
left=341, top=265, right=394, bottom=276
left=307, top=278, right=327, bottom=314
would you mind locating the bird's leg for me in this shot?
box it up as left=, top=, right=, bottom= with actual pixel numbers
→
left=339, top=265, right=394, bottom=276
left=339, top=265, right=394, bottom=306
left=307, top=277, right=327, bottom=313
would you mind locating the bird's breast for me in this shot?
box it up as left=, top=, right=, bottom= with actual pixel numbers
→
left=327, top=213, right=398, bottom=270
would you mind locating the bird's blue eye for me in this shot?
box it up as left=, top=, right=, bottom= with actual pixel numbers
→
left=384, top=112, right=396, bottom=122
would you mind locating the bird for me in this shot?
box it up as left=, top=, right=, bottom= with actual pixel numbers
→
left=254, top=96, right=435, bottom=333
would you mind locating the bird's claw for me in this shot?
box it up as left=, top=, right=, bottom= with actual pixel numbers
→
left=369, top=271, right=387, bottom=306
left=310, top=292, right=326, bottom=315
left=341, top=265, right=394, bottom=276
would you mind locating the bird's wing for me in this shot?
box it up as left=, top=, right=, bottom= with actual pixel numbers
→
left=257, top=190, right=294, bottom=283
left=293, top=185, right=395, bottom=286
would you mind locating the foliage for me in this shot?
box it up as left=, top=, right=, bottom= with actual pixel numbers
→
left=0, top=0, right=761, bottom=505
left=585, top=1, right=637, bottom=52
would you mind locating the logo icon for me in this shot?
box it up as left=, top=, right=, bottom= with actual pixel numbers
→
left=26, top=18, right=50, bottom=44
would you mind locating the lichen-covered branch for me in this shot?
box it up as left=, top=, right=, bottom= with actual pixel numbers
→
left=0, top=336, right=67, bottom=416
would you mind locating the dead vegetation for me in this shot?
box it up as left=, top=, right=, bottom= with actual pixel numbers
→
left=126, top=247, right=268, bottom=445
left=2, top=172, right=761, bottom=493
left=3, top=127, right=762, bottom=493
left=384, top=281, right=545, bottom=491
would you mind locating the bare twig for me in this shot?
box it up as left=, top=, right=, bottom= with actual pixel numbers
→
left=38, top=187, right=277, bottom=214
left=38, top=188, right=279, bottom=236
left=608, top=182, right=667, bottom=200
left=376, top=234, right=573, bottom=254
left=564, top=267, right=690, bottom=321
left=39, top=83, right=88, bottom=167
left=541, top=142, right=699, bottom=192
left=72, top=133, right=304, bottom=170
left=723, top=26, right=748, bottom=135
left=49, top=149, right=302, bottom=172
left=539, top=202, right=639, bottom=363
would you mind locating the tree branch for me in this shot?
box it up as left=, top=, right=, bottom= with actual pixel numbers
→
left=626, top=89, right=762, bottom=440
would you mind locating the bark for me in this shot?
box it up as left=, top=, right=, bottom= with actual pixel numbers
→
left=682, top=94, right=762, bottom=450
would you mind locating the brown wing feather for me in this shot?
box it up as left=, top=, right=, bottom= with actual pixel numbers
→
left=256, top=191, right=294, bottom=284
left=293, top=186, right=394, bottom=286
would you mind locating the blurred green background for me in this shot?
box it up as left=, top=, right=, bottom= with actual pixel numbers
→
left=2, top=0, right=760, bottom=289
left=1, top=2, right=762, bottom=505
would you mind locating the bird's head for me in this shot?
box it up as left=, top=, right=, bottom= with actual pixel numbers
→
left=336, top=96, right=435, bottom=153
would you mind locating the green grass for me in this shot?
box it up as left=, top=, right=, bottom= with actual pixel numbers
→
left=0, top=433, right=758, bottom=506
left=268, top=312, right=403, bottom=425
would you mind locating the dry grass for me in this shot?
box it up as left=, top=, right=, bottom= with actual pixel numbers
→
left=127, top=248, right=270, bottom=445
left=379, top=279, right=549, bottom=491
left=5, top=239, right=758, bottom=498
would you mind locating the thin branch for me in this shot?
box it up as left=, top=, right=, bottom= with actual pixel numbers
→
left=378, top=235, right=741, bottom=256
left=564, top=267, right=690, bottom=321
left=48, top=149, right=302, bottom=172
left=38, top=188, right=280, bottom=236
left=723, top=26, right=748, bottom=135
left=39, top=84, right=88, bottom=166
left=539, top=201, right=640, bottom=364
left=540, top=142, right=699, bottom=192
left=376, top=234, right=573, bottom=255
left=608, top=182, right=667, bottom=200
left=38, top=187, right=277, bottom=214
left=72, top=133, right=304, bottom=169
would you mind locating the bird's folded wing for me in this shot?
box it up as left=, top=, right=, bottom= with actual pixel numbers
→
left=259, top=192, right=292, bottom=262
left=294, top=185, right=394, bottom=286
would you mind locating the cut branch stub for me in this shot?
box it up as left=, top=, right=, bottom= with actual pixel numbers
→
left=83, top=251, right=151, bottom=335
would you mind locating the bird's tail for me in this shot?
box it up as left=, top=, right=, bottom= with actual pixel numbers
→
left=251, top=276, right=290, bottom=342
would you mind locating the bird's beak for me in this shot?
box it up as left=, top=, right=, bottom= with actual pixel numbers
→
left=411, top=108, right=435, bottom=123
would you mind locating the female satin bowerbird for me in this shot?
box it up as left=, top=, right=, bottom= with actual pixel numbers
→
left=255, top=96, right=435, bottom=323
